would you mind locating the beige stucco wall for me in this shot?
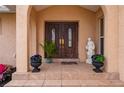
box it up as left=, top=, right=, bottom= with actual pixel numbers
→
left=29, top=8, right=37, bottom=58
left=0, top=13, right=16, bottom=66
left=36, top=5, right=96, bottom=62
left=119, top=5, right=124, bottom=81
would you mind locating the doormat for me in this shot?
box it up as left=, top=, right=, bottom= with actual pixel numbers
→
left=61, top=62, right=78, bottom=65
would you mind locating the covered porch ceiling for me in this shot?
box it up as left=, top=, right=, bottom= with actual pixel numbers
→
left=0, top=5, right=16, bottom=13
left=33, top=5, right=100, bottom=12
left=0, top=5, right=100, bottom=13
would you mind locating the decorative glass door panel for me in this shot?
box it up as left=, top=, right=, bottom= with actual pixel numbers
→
left=68, top=28, right=72, bottom=47
left=51, top=28, right=55, bottom=43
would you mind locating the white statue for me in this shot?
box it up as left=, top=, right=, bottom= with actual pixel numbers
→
left=86, top=37, right=95, bottom=64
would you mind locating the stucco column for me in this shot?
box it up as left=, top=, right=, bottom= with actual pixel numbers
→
left=119, top=6, right=124, bottom=81
left=16, top=6, right=29, bottom=72
left=103, top=6, right=119, bottom=73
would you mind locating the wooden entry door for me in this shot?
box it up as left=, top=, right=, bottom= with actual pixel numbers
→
left=45, top=22, right=78, bottom=58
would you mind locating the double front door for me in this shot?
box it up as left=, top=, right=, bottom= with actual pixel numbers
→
left=45, top=22, right=78, bottom=58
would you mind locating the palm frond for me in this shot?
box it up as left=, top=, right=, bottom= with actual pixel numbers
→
left=40, top=41, right=57, bottom=58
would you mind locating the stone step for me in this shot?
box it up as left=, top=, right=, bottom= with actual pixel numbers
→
left=12, top=72, right=119, bottom=80
left=5, top=80, right=124, bottom=87
left=51, top=58, right=80, bottom=62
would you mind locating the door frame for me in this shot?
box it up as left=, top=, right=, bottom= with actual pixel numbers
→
left=44, top=21, right=79, bottom=58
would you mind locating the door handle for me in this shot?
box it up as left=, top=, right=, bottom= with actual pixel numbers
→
left=61, top=38, right=64, bottom=45
left=59, top=38, right=64, bottom=48
left=61, top=38, right=64, bottom=48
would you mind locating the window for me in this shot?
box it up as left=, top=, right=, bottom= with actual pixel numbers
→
left=51, top=28, right=55, bottom=43
left=99, top=18, right=104, bottom=55
left=68, top=28, right=72, bottom=47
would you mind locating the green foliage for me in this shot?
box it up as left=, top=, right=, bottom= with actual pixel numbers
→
left=40, top=41, right=57, bottom=58
left=95, top=55, right=105, bottom=63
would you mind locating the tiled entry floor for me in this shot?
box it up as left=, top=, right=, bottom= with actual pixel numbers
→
left=5, top=62, right=124, bottom=87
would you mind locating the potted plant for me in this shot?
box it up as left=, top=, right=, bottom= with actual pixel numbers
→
left=40, top=41, right=57, bottom=63
left=31, top=54, right=42, bottom=72
left=92, top=54, right=105, bottom=73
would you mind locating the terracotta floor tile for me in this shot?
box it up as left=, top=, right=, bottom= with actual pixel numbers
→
left=4, top=80, right=26, bottom=87
left=62, top=80, right=81, bottom=87
left=29, top=73, right=45, bottom=80
left=24, top=80, right=44, bottom=87
left=62, top=72, right=80, bottom=80
left=81, top=80, right=105, bottom=87
left=43, top=80, right=61, bottom=87
left=45, top=72, right=61, bottom=80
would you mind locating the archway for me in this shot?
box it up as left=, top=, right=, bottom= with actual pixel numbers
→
left=26, top=5, right=118, bottom=73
